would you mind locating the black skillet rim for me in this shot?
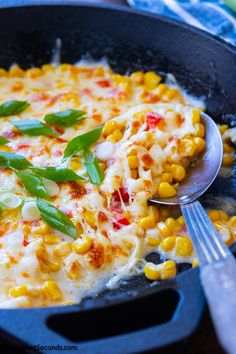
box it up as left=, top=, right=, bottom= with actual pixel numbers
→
left=2, top=0, right=236, bottom=56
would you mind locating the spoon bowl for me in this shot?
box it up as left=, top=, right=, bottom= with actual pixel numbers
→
left=149, top=112, right=223, bottom=205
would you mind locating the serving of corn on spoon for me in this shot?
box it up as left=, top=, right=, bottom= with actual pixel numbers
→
left=150, top=112, right=236, bottom=354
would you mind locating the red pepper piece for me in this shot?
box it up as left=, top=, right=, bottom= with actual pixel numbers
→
left=96, top=79, right=111, bottom=88
left=112, top=216, right=130, bottom=230
left=146, top=112, right=164, bottom=131
left=16, top=144, right=30, bottom=150
left=112, top=187, right=129, bottom=203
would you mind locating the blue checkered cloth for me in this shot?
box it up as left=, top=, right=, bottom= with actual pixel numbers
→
left=128, top=0, right=236, bottom=45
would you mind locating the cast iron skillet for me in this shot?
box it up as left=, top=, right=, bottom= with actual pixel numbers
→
left=0, top=2, right=236, bottom=353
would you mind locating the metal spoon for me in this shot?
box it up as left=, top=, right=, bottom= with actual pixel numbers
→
left=150, top=113, right=236, bottom=354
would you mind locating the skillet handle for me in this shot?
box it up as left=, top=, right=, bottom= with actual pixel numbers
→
left=0, top=268, right=205, bottom=354
left=0, top=307, right=79, bottom=354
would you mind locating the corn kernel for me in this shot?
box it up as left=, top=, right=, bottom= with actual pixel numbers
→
left=177, top=215, right=185, bottom=226
left=128, top=155, right=138, bottom=169
left=157, top=221, right=172, bottom=237
left=112, top=74, right=130, bottom=85
left=69, top=158, right=82, bottom=171
left=127, top=148, right=137, bottom=157
left=48, top=260, right=60, bottom=272
left=160, top=172, right=173, bottom=183
left=161, top=260, right=176, bottom=279
left=44, top=234, right=61, bottom=245
left=220, top=211, right=230, bottom=221
left=0, top=145, right=11, bottom=152
left=194, top=123, right=205, bottom=138
left=194, top=137, right=205, bottom=153
left=219, top=124, right=228, bottom=135
left=12, top=81, right=24, bottom=92
left=209, top=210, right=229, bottom=222
left=160, top=236, right=176, bottom=252
left=144, top=262, right=161, bottom=281
left=165, top=88, right=179, bottom=100
left=60, top=63, right=72, bottom=71
left=0, top=68, right=7, bottom=77
left=84, top=211, right=96, bottom=228
left=139, top=215, right=156, bottom=229
left=32, top=221, right=50, bottom=235
left=155, top=83, right=168, bottom=97
left=163, top=162, right=171, bottom=172
left=41, top=280, right=62, bottom=301
left=22, top=224, right=31, bottom=236
left=146, top=236, right=160, bottom=247
left=165, top=217, right=181, bottom=232
left=36, top=242, right=48, bottom=259
left=144, top=72, right=161, bottom=90
left=106, top=129, right=123, bottom=143
left=175, top=237, right=193, bottom=257
left=64, top=300, right=73, bottom=306
left=102, top=120, right=119, bottom=137
left=66, top=261, right=80, bottom=280
left=99, top=163, right=106, bottom=173
left=130, top=71, right=144, bottom=84
left=149, top=206, right=159, bottom=222
left=170, top=164, right=186, bottom=182
left=131, top=169, right=138, bottom=179
left=9, top=284, right=28, bottom=298
left=222, top=154, right=234, bottom=166
left=26, top=67, right=42, bottom=78
left=192, top=109, right=201, bottom=124
left=76, top=222, right=83, bottom=235
left=73, top=234, right=92, bottom=254
left=93, top=66, right=105, bottom=77
left=53, top=242, right=72, bottom=258
left=178, top=138, right=197, bottom=157
left=223, top=143, right=234, bottom=154
left=42, top=64, right=54, bottom=73
left=9, top=65, right=24, bottom=77
left=158, top=182, right=176, bottom=198
left=229, top=216, right=236, bottom=227
left=192, top=259, right=199, bottom=268
left=208, top=210, right=221, bottom=222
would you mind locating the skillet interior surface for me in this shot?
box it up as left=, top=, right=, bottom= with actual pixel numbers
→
left=0, top=3, right=235, bottom=353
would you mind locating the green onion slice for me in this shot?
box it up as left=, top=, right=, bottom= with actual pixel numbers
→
left=0, top=136, right=9, bottom=145
left=0, top=151, right=32, bottom=169
left=83, top=149, right=103, bottom=185
left=44, top=109, right=86, bottom=127
left=0, top=100, right=30, bottom=117
left=64, top=126, right=103, bottom=158
left=13, top=169, right=49, bottom=199
left=36, top=198, right=77, bottom=238
left=12, top=119, right=59, bottom=136
left=30, top=166, right=85, bottom=182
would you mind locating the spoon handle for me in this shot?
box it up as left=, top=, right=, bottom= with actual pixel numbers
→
left=201, top=258, right=236, bottom=354
left=181, top=201, right=236, bottom=354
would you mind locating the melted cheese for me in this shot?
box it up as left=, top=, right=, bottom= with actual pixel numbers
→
left=0, top=62, right=207, bottom=308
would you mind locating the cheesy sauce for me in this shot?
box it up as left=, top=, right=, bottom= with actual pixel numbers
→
left=0, top=62, right=234, bottom=308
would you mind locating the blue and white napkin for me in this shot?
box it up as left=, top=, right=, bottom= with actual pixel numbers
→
left=127, top=0, right=236, bottom=45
